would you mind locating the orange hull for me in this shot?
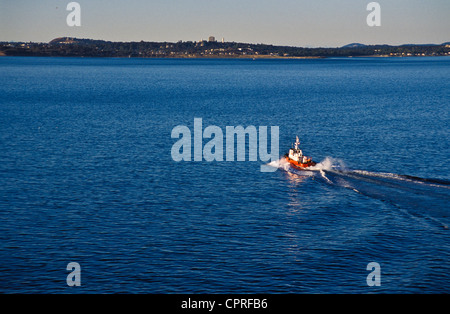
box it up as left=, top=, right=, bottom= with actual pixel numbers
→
left=285, top=156, right=316, bottom=169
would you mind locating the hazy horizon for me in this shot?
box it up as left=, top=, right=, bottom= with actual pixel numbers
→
left=1, top=0, right=449, bottom=48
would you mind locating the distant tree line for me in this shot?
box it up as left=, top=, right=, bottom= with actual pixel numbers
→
left=1, top=37, right=449, bottom=58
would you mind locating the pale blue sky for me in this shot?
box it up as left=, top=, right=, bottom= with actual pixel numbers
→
left=0, top=0, right=449, bottom=47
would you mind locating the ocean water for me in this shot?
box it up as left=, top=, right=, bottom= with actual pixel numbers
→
left=0, top=56, right=449, bottom=293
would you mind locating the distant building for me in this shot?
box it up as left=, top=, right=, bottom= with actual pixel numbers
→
left=221, top=38, right=224, bottom=43
left=208, top=36, right=216, bottom=42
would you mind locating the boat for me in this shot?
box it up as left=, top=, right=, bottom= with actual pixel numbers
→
left=285, top=136, right=316, bottom=170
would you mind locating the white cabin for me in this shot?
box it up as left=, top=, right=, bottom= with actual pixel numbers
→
left=288, top=136, right=309, bottom=164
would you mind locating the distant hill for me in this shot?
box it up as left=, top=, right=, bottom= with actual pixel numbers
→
left=341, top=43, right=367, bottom=48
left=49, top=37, right=110, bottom=45
left=49, top=37, right=77, bottom=44
left=400, top=43, right=438, bottom=47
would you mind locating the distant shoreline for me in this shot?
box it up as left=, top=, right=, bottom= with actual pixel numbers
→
left=2, top=54, right=449, bottom=60
left=1, top=37, right=449, bottom=59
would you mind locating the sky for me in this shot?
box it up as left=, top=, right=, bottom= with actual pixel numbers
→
left=0, top=0, right=449, bottom=47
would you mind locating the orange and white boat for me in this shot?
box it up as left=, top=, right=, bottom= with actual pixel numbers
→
left=285, top=136, right=316, bottom=170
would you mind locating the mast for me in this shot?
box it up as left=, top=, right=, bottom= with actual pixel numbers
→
left=294, top=136, right=300, bottom=150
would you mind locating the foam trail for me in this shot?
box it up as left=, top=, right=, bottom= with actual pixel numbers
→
left=308, top=157, right=347, bottom=171
left=352, top=169, right=450, bottom=189
left=319, top=169, right=333, bottom=184
left=267, top=157, right=291, bottom=172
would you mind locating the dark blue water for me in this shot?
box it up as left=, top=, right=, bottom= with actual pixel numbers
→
left=0, top=56, right=449, bottom=293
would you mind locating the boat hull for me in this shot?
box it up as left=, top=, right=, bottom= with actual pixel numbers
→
left=285, top=156, right=316, bottom=170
